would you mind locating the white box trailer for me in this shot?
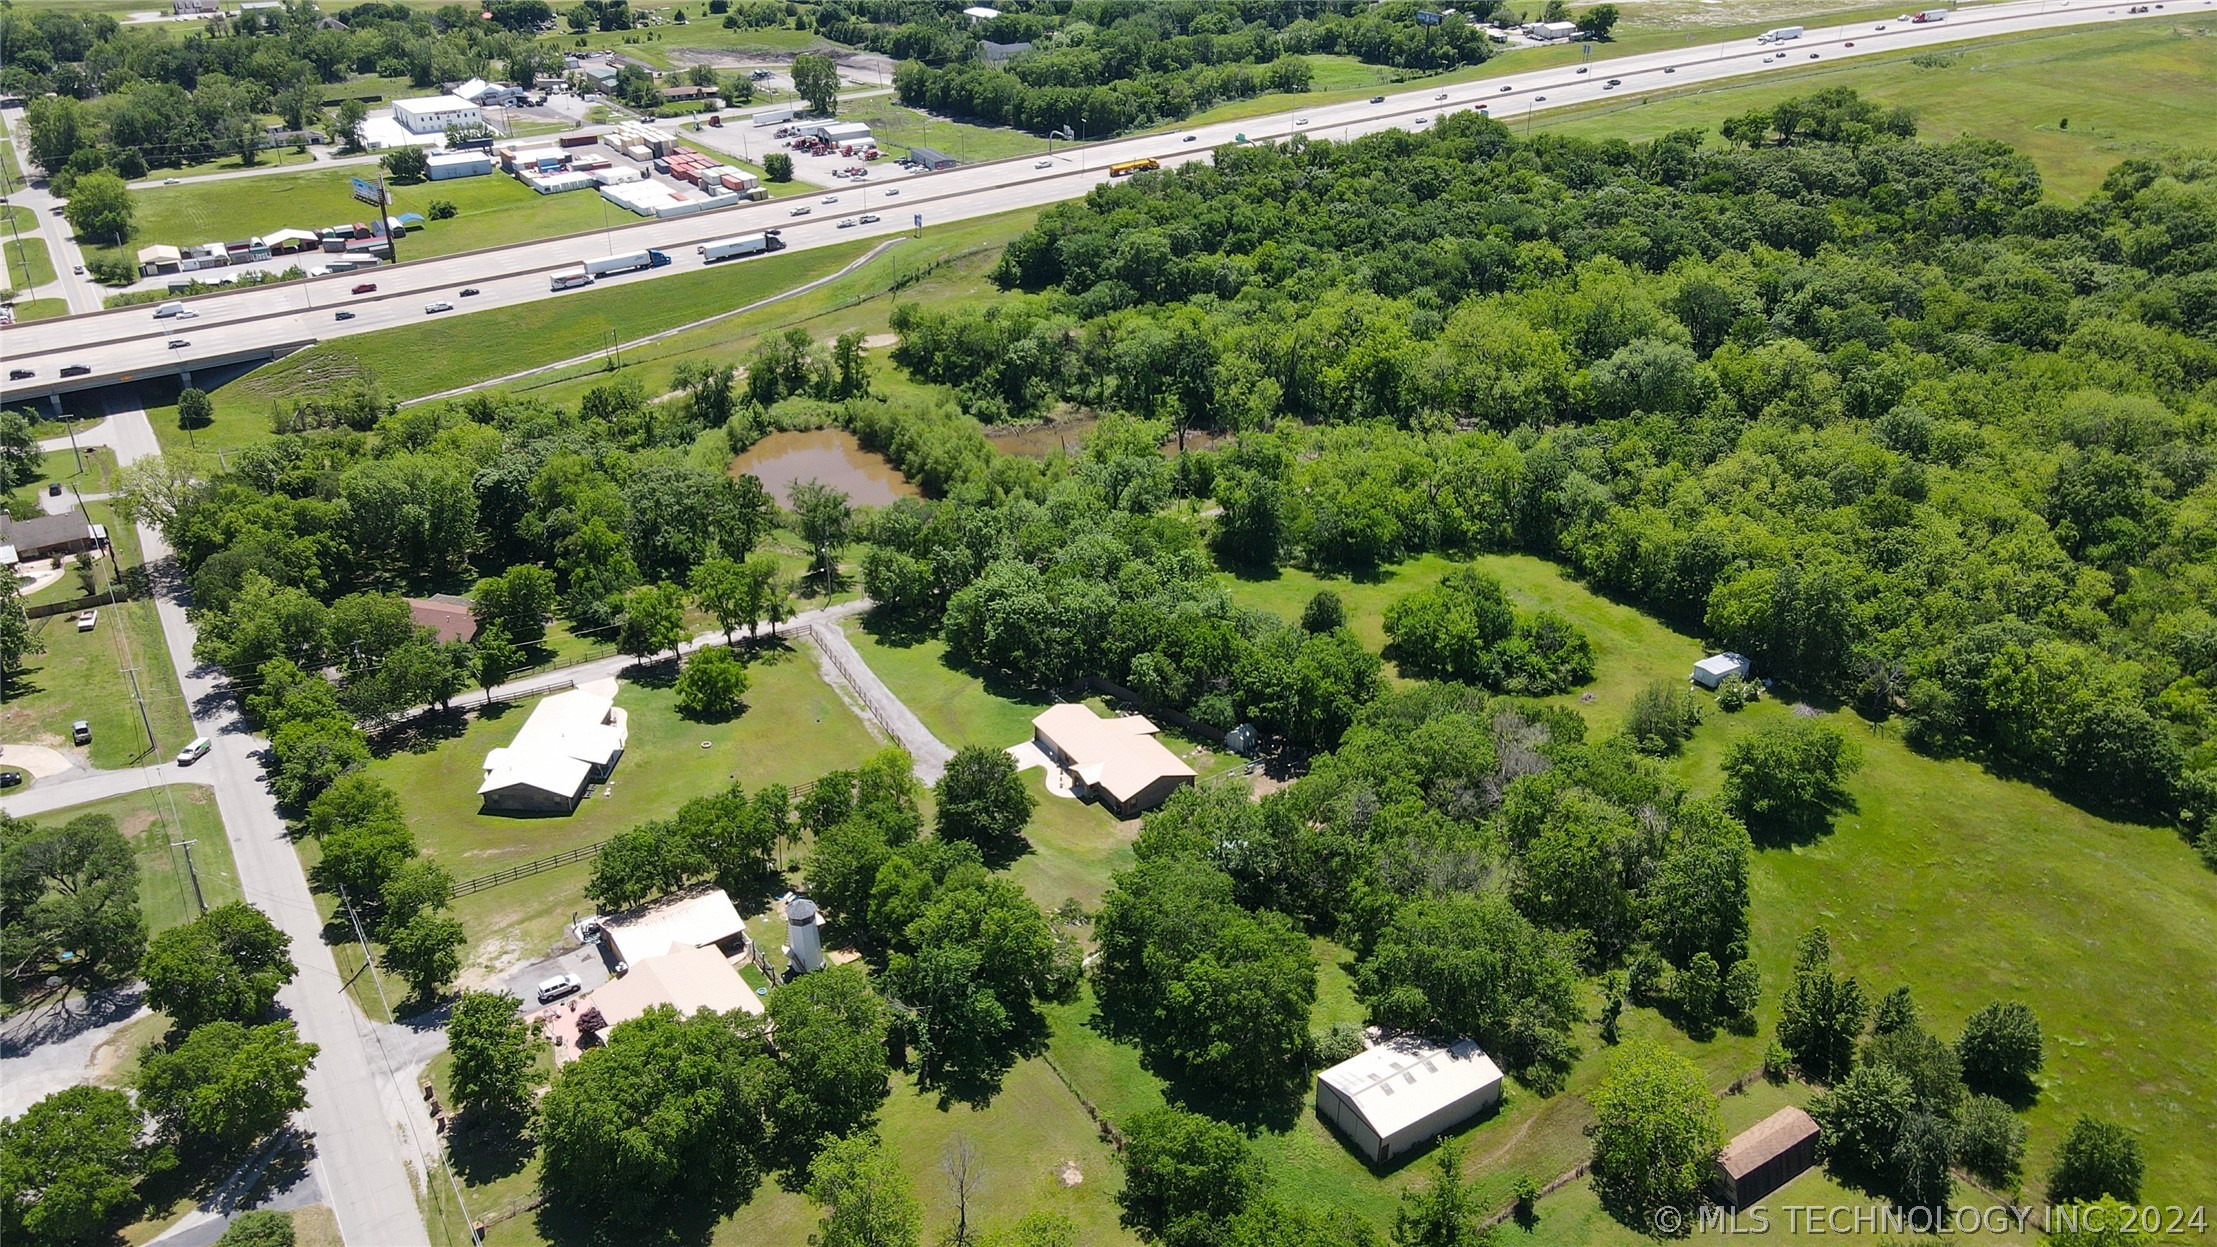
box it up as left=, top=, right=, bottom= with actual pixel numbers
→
left=1758, top=25, right=1804, bottom=41
left=582, top=248, right=671, bottom=276
left=699, top=233, right=772, bottom=262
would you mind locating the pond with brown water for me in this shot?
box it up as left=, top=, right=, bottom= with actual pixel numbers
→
left=729, top=429, right=917, bottom=508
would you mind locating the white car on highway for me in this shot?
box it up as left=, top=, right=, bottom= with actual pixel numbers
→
left=821, top=195, right=839, bottom=204
left=424, top=301, right=453, bottom=313
left=1034, top=158, right=1052, bottom=168
left=790, top=204, right=812, bottom=215
left=838, top=217, right=857, bottom=228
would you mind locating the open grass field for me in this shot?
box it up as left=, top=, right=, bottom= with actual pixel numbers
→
left=17, top=785, right=240, bottom=935
left=834, top=96, right=1051, bottom=165
left=0, top=591, right=196, bottom=769
left=4, top=234, right=55, bottom=292
left=1529, top=20, right=2217, bottom=199
left=136, top=145, right=321, bottom=181
left=189, top=237, right=879, bottom=455
left=355, top=639, right=879, bottom=976
left=547, top=21, right=836, bottom=72
left=125, top=167, right=618, bottom=261
left=1229, top=551, right=2217, bottom=1211
left=5, top=297, right=69, bottom=321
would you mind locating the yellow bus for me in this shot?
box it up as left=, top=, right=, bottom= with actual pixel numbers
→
left=1109, top=158, right=1160, bottom=177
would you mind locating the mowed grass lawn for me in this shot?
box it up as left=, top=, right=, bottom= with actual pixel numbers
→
left=1531, top=21, right=2217, bottom=199
left=4, top=234, right=55, bottom=292
left=0, top=595, right=196, bottom=768
left=356, top=641, right=880, bottom=977
left=127, top=168, right=614, bottom=260
left=196, top=236, right=877, bottom=451
left=22, top=785, right=241, bottom=935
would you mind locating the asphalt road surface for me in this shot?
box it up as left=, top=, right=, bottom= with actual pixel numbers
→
left=1, top=0, right=2202, bottom=405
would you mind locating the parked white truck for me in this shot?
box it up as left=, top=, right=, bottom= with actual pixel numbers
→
left=1757, top=25, right=1804, bottom=42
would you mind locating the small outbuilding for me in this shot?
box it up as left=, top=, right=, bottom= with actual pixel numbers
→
left=1031, top=704, right=1196, bottom=818
left=599, top=884, right=748, bottom=968
left=1315, top=1036, right=1504, bottom=1165
left=907, top=145, right=958, bottom=170
left=1692, top=652, right=1751, bottom=689
left=1713, top=1106, right=1820, bottom=1208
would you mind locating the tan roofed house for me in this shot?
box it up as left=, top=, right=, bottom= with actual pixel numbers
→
left=1315, top=1036, right=1504, bottom=1165
left=1031, top=704, right=1196, bottom=817
left=1713, top=1106, right=1819, bottom=1208
left=583, top=942, right=762, bottom=1033
left=407, top=595, right=478, bottom=644
left=477, top=682, right=627, bottom=813
left=599, top=884, right=747, bottom=967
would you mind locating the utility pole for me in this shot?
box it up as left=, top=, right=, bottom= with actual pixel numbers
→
left=171, top=839, right=207, bottom=914
left=339, top=886, right=481, bottom=1245
left=124, top=667, right=156, bottom=760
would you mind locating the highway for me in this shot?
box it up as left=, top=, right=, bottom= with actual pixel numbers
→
left=0, top=0, right=2203, bottom=405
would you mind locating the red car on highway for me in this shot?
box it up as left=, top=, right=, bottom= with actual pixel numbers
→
left=351, top=282, right=377, bottom=294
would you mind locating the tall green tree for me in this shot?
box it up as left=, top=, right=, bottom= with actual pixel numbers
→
left=1391, top=1144, right=1485, bottom=1247
left=141, top=902, right=297, bottom=1031
left=377, top=911, right=465, bottom=1003
left=1116, top=1107, right=1263, bottom=1245
left=62, top=170, right=133, bottom=244
left=806, top=1133, right=921, bottom=1247
left=1720, top=720, right=1861, bottom=840
left=447, top=990, right=538, bottom=1118
left=792, top=480, right=854, bottom=595
left=617, top=582, right=689, bottom=662
left=1587, top=1039, right=1723, bottom=1225
left=933, top=746, right=1035, bottom=849
left=136, top=1020, right=318, bottom=1156
left=1776, top=927, right=1867, bottom=1081
left=0, top=813, right=145, bottom=1001
left=2046, top=1115, right=2143, bottom=1204
left=791, top=53, right=840, bottom=115
left=0, top=1086, right=150, bottom=1247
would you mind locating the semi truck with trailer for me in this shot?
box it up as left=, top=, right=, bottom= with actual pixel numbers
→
left=1757, top=24, right=1804, bottom=41
left=1909, top=8, right=1948, bottom=20
left=549, top=267, right=592, bottom=290
left=698, top=234, right=778, bottom=262
left=582, top=248, right=671, bottom=277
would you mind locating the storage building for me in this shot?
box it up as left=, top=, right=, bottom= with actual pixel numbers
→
left=794, top=121, right=874, bottom=146
left=1691, top=652, right=1751, bottom=689
left=1527, top=19, right=1580, bottom=40
left=426, top=150, right=493, bottom=180
left=477, top=681, right=628, bottom=812
left=581, top=942, right=762, bottom=1036
left=599, top=885, right=748, bottom=967
left=1713, top=1107, right=1819, bottom=1208
left=1315, top=1037, right=1504, bottom=1165
left=908, top=145, right=958, bottom=170
left=1030, top=704, right=1196, bottom=818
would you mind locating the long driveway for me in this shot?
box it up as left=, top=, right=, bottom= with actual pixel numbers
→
left=4, top=0, right=2198, bottom=399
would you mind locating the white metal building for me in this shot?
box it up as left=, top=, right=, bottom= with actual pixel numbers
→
left=599, top=885, right=748, bottom=966
left=477, top=681, right=629, bottom=812
left=1526, top=20, right=1580, bottom=40
left=426, top=151, right=493, bottom=180
left=793, top=121, right=875, bottom=147
left=1692, top=652, right=1751, bottom=689
left=392, top=94, right=483, bottom=135
left=1314, top=1037, right=1504, bottom=1165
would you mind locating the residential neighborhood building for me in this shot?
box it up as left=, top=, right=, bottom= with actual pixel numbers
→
left=0, top=512, right=102, bottom=568
left=1714, top=1106, right=1820, bottom=1208
left=477, top=682, right=628, bottom=813
left=581, top=942, right=762, bottom=1032
left=1314, top=1036, right=1504, bottom=1165
left=405, top=595, right=479, bottom=643
left=1030, top=704, right=1196, bottom=817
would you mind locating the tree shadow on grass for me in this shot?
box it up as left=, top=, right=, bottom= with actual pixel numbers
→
left=856, top=609, right=936, bottom=648
left=530, top=1175, right=737, bottom=1247
left=369, top=705, right=475, bottom=758
left=446, top=1109, right=536, bottom=1187
left=914, top=1003, right=1050, bottom=1112
left=625, top=657, right=681, bottom=691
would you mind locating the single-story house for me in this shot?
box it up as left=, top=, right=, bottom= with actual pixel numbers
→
left=907, top=145, right=958, bottom=170
left=1692, top=652, right=1751, bottom=689
left=1714, top=1106, right=1819, bottom=1208
left=598, top=884, right=747, bottom=967
left=1315, top=1036, right=1504, bottom=1165
left=406, top=595, right=478, bottom=644
left=477, top=682, right=628, bottom=813
left=579, top=941, right=762, bottom=1039
left=659, top=84, right=717, bottom=103
left=1031, top=704, right=1196, bottom=818
left=0, top=513, right=100, bottom=566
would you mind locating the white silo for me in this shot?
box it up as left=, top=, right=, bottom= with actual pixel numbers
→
left=786, top=897, right=823, bottom=974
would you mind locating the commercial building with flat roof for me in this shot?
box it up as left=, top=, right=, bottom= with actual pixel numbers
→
left=1031, top=704, right=1196, bottom=818
left=1315, top=1036, right=1504, bottom=1165
left=392, top=94, right=482, bottom=135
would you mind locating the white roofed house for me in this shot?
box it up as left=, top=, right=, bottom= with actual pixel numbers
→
left=597, top=884, right=748, bottom=967
left=1315, top=1036, right=1504, bottom=1165
left=1030, top=704, right=1196, bottom=818
left=477, top=682, right=628, bottom=813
